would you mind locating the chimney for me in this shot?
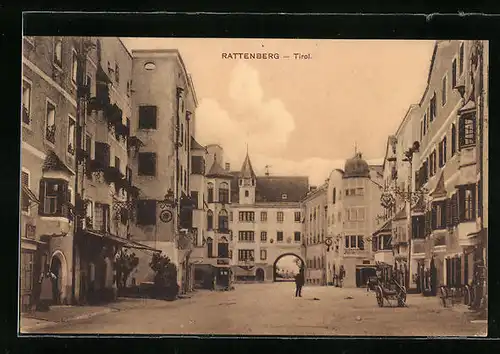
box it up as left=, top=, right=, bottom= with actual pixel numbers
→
left=225, top=162, right=230, bottom=171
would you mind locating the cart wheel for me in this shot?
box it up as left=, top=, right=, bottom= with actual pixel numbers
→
left=463, top=285, right=471, bottom=306
left=376, top=287, right=384, bottom=307
left=398, top=286, right=407, bottom=307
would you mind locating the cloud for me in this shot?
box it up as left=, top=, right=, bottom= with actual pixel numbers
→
left=195, top=61, right=382, bottom=186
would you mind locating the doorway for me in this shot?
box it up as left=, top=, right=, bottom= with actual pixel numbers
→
left=50, top=257, right=62, bottom=305
left=256, top=268, right=265, bottom=282
left=356, top=267, right=376, bottom=287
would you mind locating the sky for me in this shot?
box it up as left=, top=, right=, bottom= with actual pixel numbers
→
left=122, top=38, right=435, bottom=186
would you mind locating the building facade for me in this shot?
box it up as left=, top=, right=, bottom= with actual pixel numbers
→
left=302, top=184, right=328, bottom=285
left=229, top=154, right=308, bottom=282
left=327, top=153, right=383, bottom=288
left=127, top=49, right=198, bottom=293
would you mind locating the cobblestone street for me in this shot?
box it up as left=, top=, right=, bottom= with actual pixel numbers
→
left=24, top=282, right=486, bottom=336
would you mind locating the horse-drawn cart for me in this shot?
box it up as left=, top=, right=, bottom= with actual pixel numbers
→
left=373, top=262, right=407, bottom=307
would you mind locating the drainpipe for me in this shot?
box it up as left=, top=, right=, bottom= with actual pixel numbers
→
left=72, top=37, right=89, bottom=304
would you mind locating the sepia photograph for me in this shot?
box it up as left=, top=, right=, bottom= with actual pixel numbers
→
left=19, top=35, right=488, bottom=336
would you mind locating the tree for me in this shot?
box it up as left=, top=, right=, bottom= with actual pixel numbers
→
left=114, top=249, right=139, bottom=289
left=149, top=252, right=179, bottom=300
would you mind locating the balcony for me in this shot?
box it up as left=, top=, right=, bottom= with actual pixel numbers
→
left=374, top=250, right=394, bottom=264
left=457, top=220, right=480, bottom=247
left=104, top=166, right=124, bottom=185
left=459, top=146, right=477, bottom=169
left=45, top=125, right=56, bottom=144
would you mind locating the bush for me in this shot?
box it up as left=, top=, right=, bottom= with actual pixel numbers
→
left=149, top=253, right=179, bottom=301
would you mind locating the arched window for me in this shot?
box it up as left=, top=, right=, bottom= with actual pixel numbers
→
left=218, top=209, right=229, bottom=233
left=206, top=237, right=213, bottom=258
left=219, top=182, right=229, bottom=203
left=207, top=182, right=214, bottom=203
left=54, top=37, right=62, bottom=67
left=207, top=210, right=213, bottom=230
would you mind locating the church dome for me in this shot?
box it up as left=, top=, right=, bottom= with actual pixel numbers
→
left=343, top=152, right=370, bottom=178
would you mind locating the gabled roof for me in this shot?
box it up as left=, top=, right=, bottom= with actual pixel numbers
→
left=206, top=158, right=232, bottom=179
left=42, top=150, right=74, bottom=175
left=190, top=137, right=206, bottom=151
left=430, top=171, right=447, bottom=199
left=239, top=153, right=256, bottom=179
left=373, top=218, right=392, bottom=236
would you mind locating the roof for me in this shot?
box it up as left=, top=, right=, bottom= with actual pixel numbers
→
left=239, top=153, right=256, bottom=179
left=429, top=171, right=447, bottom=199
left=373, top=219, right=392, bottom=236
left=206, top=158, right=232, bottom=179
left=42, top=150, right=74, bottom=175
left=229, top=173, right=309, bottom=203
left=419, top=41, right=439, bottom=106
left=343, top=152, right=370, bottom=179
left=190, top=137, right=206, bottom=151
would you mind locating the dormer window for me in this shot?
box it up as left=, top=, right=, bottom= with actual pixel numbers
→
left=281, top=193, right=288, bottom=200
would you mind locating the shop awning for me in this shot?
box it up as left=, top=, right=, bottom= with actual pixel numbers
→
left=84, top=229, right=129, bottom=245
left=123, top=240, right=161, bottom=253
left=21, top=184, right=39, bottom=204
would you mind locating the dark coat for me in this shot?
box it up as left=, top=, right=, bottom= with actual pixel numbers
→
left=295, top=273, right=305, bottom=286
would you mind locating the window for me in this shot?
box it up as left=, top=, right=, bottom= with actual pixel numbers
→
left=191, top=191, right=199, bottom=209
left=452, top=58, right=457, bottom=88
left=294, top=212, right=301, bottom=222
left=54, top=37, right=62, bottom=67
left=429, top=150, right=437, bottom=177
left=430, top=93, right=437, bottom=122
left=332, top=187, right=336, bottom=204
left=239, top=211, right=254, bottom=222
left=345, top=235, right=364, bottom=249
left=22, top=80, right=31, bottom=125
left=260, top=211, right=267, bottom=222
left=230, top=211, right=233, bottom=221
left=442, top=75, right=447, bottom=106
left=138, top=152, right=156, bottom=176
left=260, top=231, right=267, bottom=242
left=191, top=156, right=205, bottom=175
left=432, top=201, right=447, bottom=230
left=86, top=75, right=93, bottom=95
left=277, top=231, right=284, bottom=242
left=207, top=237, right=213, bottom=258
left=21, top=171, right=30, bottom=213
left=207, top=210, right=213, bottom=230
left=39, top=178, right=69, bottom=217
left=218, top=242, right=229, bottom=259
left=238, top=249, right=254, bottom=262
left=71, top=50, right=78, bottom=84
left=115, top=63, right=119, bottom=83
left=294, top=232, right=301, bottom=242
left=238, top=231, right=254, bottom=242
left=260, top=249, right=267, bottom=261
left=277, top=211, right=284, bottom=223
left=207, top=183, right=214, bottom=203
left=219, top=182, right=229, bottom=203
left=136, top=200, right=156, bottom=226
left=45, top=101, right=56, bottom=144
left=459, top=42, right=464, bottom=75
left=459, top=184, right=476, bottom=221
left=114, top=156, right=121, bottom=172
left=356, top=188, right=364, bottom=196
left=244, top=190, right=249, bottom=197
left=451, top=124, right=457, bottom=156
left=138, top=105, right=157, bottom=129
left=68, top=116, right=76, bottom=155
left=459, top=113, right=476, bottom=148
left=218, top=210, right=229, bottom=232
left=423, top=113, right=427, bottom=136
left=94, top=203, right=110, bottom=232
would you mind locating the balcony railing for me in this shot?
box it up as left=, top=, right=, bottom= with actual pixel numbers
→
left=46, top=125, right=56, bottom=144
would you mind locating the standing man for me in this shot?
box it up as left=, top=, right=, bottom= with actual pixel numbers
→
left=294, top=267, right=305, bottom=297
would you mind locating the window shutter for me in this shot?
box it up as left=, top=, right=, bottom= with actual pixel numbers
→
left=459, top=117, right=465, bottom=148
left=451, top=193, right=459, bottom=225
left=38, top=179, right=46, bottom=215
left=471, top=184, right=477, bottom=219
left=458, top=188, right=465, bottom=221
left=441, top=201, right=447, bottom=228
left=431, top=204, right=437, bottom=230
left=445, top=199, right=452, bottom=227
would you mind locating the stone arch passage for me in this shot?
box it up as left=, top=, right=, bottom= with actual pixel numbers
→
left=273, top=253, right=305, bottom=282
left=50, top=250, right=68, bottom=305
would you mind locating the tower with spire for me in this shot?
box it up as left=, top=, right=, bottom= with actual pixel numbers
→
left=238, top=151, right=257, bottom=205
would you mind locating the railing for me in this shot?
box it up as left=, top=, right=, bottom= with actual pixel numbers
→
left=46, top=125, right=56, bottom=144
